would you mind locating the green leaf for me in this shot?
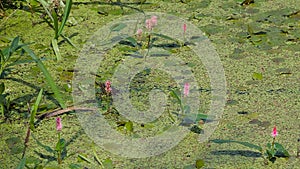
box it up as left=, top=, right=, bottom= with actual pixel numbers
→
left=57, top=0, right=72, bottom=37
left=9, top=36, right=20, bottom=55
left=211, top=139, right=262, bottom=152
left=52, top=11, right=59, bottom=39
left=56, top=138, right=66, bottom=151
left=252, top=72, right=263, bottom=80
left=125, top=121, right=133, bottom=132
left=77, top=154, right=93, bottom=164
left=52, top=39, right=62, bottom=61
left=37, top=0, right=53, bottom=21
left=184, top=105, right=191, bottom=114
left=21, top=44, right=66, bottom=108
left=69, top=163, right=82, bottom=169
left=30, top=89, right=43, bottom=131
left=195, top=113, right=208, bottom=122
left=102, top=158, right=113, bottom=169
left=274, top=142, right=290, bottom=157
left=93, top=150, right=102, bottom=166
left=170, top=89, right=181, bottom=104
left=0, top=82, right=4, bottom=94
left=32, top=134, right=55, bottom=154
left=125, top=37, right=138, bottom=47
left=110, top=23, right=127, bottom=32
left=195, top=159, right=205, bottom=168
left=16, top=157, right=26, bottom=169
left=5, top=137, right=23, bottom=154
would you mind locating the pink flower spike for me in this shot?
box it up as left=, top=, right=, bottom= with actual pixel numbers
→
left=151, top=16, right=158, bottom=26
left=105, top=80, right=112, bottom=93
left=56, top=117, right=62, bottom=131
left=146, top=19, right=152, bottom=30
left=183, top=23, right=187, bottom=33
left=272, top=126, right=278, bottom=138
left=136, top=28, right=143, bottom=40
left=184, top=83, right=190, bottom=97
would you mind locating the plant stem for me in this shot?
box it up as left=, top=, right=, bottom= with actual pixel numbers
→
left=57, top=132, right=62, bottom=164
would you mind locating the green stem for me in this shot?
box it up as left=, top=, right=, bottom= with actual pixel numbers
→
left=57, top=132, right=62, bottom=164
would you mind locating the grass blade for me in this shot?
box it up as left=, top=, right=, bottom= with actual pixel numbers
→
left=57, top=0, right=72, bottom=37
left=52, top=11, right=59, bottom=39
left=37, top=0, right=53, bottom=21
left=29, top=89, right=43, bottom=131
left=52, top=39, right=62, bottom=61
left=21, top=45, right=66, bottom=109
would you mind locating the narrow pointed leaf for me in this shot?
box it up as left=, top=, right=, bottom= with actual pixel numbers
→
left=57, top=0, right=72, bottom=37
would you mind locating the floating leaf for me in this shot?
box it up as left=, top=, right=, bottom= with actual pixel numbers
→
left=110, top=23, right=127, bottom=32
left=125, top=121, right=133, bottom=132
left=252, top=72, right=263, bottom=80
left=211, top=139, right=262, bottom=152
left=5, top=137, right=23, bottom=154
left=195, top=113, right=208, bottom=122
left=69, top=163, right=82, bottom=169
left=276, top=68, right=292, bottom=75
left=274, top=143, right=290, bottom=157
left=102, top=158, right=113, bottom=169
left=195, top=159, right=205, bottom=168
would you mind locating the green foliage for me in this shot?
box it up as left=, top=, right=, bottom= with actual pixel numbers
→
left=56, top=138, right=66, bottom=153
left=211, top=138, right=290, bottom=163
left=0, top=36, right=28, bottom=78
left=252, top=72, right=263, bottom=80
left=0, top=82, right=9, bottom=117
left=21, top=44, right=66, bottom=109
left=265, top=142, right=290, bottom=161
left=195, top=159, right=205, bottom=168
left=211, top=139, right=262, bottom=152
left=16, top=157, right=26, bottom=169
left=110, top=23, right=127, bottom=32
left=38, top=0, right=73, bottom=60
left=125, top=120, right=133, bottom=132
left=29, top=89, right=43, bottom=131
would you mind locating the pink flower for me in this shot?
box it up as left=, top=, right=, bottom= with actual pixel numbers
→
left=184, top=83, right=189, bottom=97
left=272, top=126, right=278, bottom=138
left=151, top=16, right=157, bottom=26
left=105, top=80, right=112, bottom=93
left=145, top=16, right=158, bottom=31
left=56, top=117, right=62, bottom=131
left=136, top=28, right=143, bottom=40
left=183, top=23, right=187, bottom=34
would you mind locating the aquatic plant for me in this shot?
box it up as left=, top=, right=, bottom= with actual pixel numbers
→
left=35, top=0, right=73, bottom=60
left=0, top=82, right=10, bottom=117
left=51, top=0, right=73, bottom=60
left=0, top=37, right=65, bottom=118
left=211, top=125, right=290, bottom=164
left=55, top=116, right=65, bottom=164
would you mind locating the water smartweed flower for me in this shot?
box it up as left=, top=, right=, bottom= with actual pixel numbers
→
left=56, top=117, right=62, bottom=131
left=105, top=80, right=112, bottom=93
left=184, top=83, right=189, bottom=97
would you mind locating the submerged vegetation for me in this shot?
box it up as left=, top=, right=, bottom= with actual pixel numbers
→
left=0, top=0, right=299, bottom=168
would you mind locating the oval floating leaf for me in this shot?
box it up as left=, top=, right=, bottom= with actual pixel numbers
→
left=110, top=23, right=127, bottom=32
left=196, top=159, right=205, bottom=168
left=125, top=121, right=133, bottom=132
